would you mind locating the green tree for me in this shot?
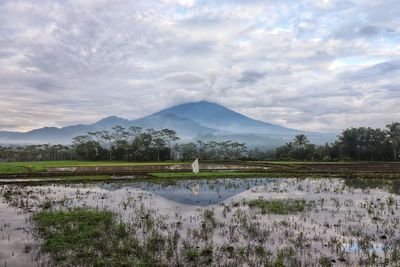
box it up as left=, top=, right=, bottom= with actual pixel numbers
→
left=386, top=122, right=400, bottom=161
left=161, top=129, right=180, bottom=160
left=178, top=143, right=198, bottom=160
left=293, top=134, right=309, bottom=148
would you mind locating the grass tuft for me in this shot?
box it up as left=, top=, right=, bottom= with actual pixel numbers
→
left=33, top=208, right=160, bottom=266
left=247, top=199, right=306, bottom=214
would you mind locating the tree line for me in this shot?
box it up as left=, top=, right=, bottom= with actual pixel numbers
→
left=0, top=122, right=399, bottom=162
left=0, top=126, right=247, bottom=162
left=176, top=140, right=247, bottom=160
left=72, top=126, right=180, bottom=161
left=267, top=122, right=400, bottom=161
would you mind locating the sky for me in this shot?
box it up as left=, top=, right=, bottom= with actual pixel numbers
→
left=0, top=0, right=399, bottom=133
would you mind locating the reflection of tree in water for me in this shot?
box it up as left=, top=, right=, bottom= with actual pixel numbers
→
left=391, top=181, right=400, bottom=195
left=344, top=178, right=400, bottom=195
left=191, top=183, right=200, bottom=196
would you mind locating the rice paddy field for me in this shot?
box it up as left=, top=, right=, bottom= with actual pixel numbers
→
left=2, top=174, right=400, bottom=266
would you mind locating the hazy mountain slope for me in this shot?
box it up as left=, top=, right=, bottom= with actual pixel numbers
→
left=195, top=133, right=286, bottom=149
left=152, top=101, right=299, bottom=134
left=132, top=114, right=217, bottom=139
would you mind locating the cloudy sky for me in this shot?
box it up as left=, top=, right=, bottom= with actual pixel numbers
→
left=0, top=0, right=399, bottom=133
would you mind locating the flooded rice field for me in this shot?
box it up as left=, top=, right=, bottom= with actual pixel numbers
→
left=1, top=177, right=400, bottom=266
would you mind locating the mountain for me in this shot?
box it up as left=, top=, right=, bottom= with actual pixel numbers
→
left=132, top=113, right=216, bottom=138
left=152, top=101, right=297, bottom=135
left=0, top=101, right=330, bottom=147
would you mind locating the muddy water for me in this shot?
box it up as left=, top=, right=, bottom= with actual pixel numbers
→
left=1, top=177, right=400, bottom=266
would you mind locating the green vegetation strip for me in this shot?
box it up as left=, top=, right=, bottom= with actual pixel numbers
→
left=34, top=208, right=160, bottom=267
left=149, top=171, right=268, bottom=178
left=0, top=160, right=183, bottom=174
left=0, top=175, right=109, bottom=181
left=247, top=199, right=306, bottom=214
left=0, top=164, right=28, bottom=174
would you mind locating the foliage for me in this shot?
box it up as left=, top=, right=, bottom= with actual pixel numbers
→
left=386, top=122, right=400, bottom=161
left=319, top=256, right=333, bottom=267
left=73, top=126, right=179, bottom=161
left=0, top=125, right=247, bottom=163
left=175, top=140, right=247, bottom=160
left=270, top=123, right=400, bottom=161
left=247, top=199, right=306, bottom=214
left=194, top=140, right=247, bottom=160
left=33, top=208, right=162, bottom=266
left=1, top=121, right=399, bottom=163
left=0, top=160, right=179, bottom=174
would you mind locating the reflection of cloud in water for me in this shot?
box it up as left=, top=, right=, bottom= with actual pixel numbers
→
left=99, top=178, right=278, bottom=206
left=342, top=242, right=385, bottom=254
left=2, top=177, right=400, bottom=266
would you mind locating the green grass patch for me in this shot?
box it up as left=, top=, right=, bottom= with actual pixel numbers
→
left=0, top=160, right=184, bottom=174
left=33, top=208, right=161, bottom=266
left=0, top=164, right=29, bottom=174
left=247, top=199, right=306, bottom=214
left=149, top=171, right=267, bottom=179
left=0, top=175, right=143, bottom=186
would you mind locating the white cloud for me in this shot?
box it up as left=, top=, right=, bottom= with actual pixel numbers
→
left=0, top=0, right=399, bottom=132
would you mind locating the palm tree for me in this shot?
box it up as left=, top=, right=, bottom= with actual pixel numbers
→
left=386, top=122, right=400, bottom=161
left=293, top=134, right=309, bottom=148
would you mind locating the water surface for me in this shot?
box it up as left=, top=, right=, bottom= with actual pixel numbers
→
left=1, top=177, right=400, bottom=266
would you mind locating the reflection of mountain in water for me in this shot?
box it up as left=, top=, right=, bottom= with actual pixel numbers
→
left=99, top=178, right=277, bottom=206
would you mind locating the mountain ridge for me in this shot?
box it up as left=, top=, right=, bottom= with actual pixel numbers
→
left=0, top=101, right=320, bottom=147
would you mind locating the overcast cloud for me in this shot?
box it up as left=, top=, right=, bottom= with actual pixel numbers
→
left=0, top=0, right=399, bottom=132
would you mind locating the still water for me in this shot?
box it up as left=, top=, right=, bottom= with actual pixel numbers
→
left=1, top=177, right=400, bottom=266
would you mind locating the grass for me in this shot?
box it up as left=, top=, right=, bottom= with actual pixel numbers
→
left=149, top=171, right=267, bottom=179
left=0, top=175, right=146, bottom=186
left=247, top=199, right=306, bottom=214
left=0, top=164, right=28, bottom=174
left=0, top=160, right=183, bottom=174
left=33, top=208, right=161, bottom=267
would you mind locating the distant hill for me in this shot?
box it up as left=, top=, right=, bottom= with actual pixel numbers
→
left=0, top=101, right=332, bottom=148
